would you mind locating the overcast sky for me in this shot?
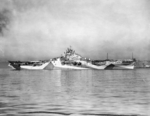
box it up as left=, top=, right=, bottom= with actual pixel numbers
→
left=0, top=0, right=150, bottom=61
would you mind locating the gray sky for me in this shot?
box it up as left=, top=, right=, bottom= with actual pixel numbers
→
left=0, top=0, right=150, bottom=61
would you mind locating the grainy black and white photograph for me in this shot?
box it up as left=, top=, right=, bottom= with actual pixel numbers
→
left=0, top=0, right=150, bottom=116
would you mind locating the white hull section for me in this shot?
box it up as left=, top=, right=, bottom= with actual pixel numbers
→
left=114, top=65, right=135, bottom=69
left=86, top=61, right=112, bottom=70
left=113, top=62, right=135, bottom=69
left=86, top=63, right=107, bottom=69
left=20, top=62, right=50, bottom=70
left=74, top=60, right=107, bottom=69
left=52, top=65, right=88, bottom=70
left=51, top=59, right=88, bottom=70
left=8, top=64, right=15, bottom=69
left=51, top=58, right=110, bottom=70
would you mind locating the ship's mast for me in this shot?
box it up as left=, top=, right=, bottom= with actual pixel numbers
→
left=107, top=53, right=108, bottom=60
left=132, top=52, right=136, bottom=61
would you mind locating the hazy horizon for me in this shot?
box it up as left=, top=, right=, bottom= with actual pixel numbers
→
left=0, top=0, right=150, bottom=61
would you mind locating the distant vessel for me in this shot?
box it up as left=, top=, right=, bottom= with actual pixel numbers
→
left=144, top=64, right=150, bottom=68
left=8, top=60, right=50, bottom=70
left=51, top=47, right=110, bottom=70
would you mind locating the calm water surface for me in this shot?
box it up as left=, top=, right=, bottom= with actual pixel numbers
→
left=0, top=68, right=150, bottom=116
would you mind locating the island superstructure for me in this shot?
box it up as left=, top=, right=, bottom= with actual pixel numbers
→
left=51, top=47, right=111, bottom=70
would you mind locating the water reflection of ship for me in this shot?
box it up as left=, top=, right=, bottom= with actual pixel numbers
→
left=8, top=60, right=50, bottom=70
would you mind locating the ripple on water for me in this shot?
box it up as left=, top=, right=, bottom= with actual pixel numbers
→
left=0, top=69, right=149, bottom=116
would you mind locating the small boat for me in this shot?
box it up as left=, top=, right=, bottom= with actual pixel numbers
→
left=8, top=60, right=50, bottom=70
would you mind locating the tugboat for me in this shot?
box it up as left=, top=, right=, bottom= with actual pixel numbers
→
left=51, top=46, right=111, bottom=70
left=8, top=60, right=50, bottom=70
